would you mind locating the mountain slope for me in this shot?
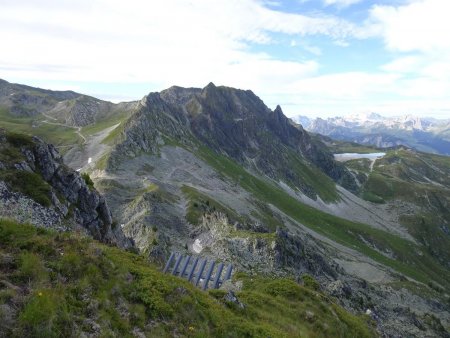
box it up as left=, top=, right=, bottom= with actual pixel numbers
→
left=0, top=219, right=376, bottom=337
left=109, top=83, right=357, bottom=201
left=341, top=146, right=450, bottom=269
left=0, top=80, right=449, bottom=336
left=0, top=78, right=136, bottom=127
left=90, top=84, right=450, bottom=336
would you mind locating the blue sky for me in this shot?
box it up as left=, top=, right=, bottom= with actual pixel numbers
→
left=1, top=0, right=449, bottom=118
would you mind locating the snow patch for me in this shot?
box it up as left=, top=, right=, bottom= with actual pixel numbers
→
left=333, top=153, right=386, bottom=162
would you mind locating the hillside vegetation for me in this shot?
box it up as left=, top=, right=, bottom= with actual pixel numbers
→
left=345, top=148, right=450, bottom=274
left=0, top=219, right=375, bottom=337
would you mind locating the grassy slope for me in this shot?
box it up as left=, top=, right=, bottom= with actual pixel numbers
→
left=352, top=149, right=450, bottom=271
left=323, top=140, right=382, bottom=154
left=195, top=146, right=450, bottom=289
left=284, top=148, right=339, bottom=202
left=181, top=185, right=285, bottom=232
left=0, top=219, right=375, bottom=337
left=0, top=107, right=81, bottom=148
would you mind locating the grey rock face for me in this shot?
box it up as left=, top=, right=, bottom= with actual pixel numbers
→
left=190, top=212, right=338, bottom=282
left=274, top=227, right=338, bottom=280
left=0, top=130, right=132, bottom=248
left=0, top=181, right=63, bottom=229
left=110, top=84, right=357, bottom=196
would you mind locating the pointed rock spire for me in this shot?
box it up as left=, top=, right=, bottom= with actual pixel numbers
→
left=274, top=105, right=283, bottom=116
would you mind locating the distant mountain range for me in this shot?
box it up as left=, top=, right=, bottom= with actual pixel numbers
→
left=292, top=112, right=450, bottom=155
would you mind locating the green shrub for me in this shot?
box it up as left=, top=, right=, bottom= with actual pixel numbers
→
left=19, top=289, right=70, bottom=337
left=0, top=219, right=37, bottom=245
left=81, top=172, right=94, bottom=190
left=264, top=278, right=305, bottom=300
left=129, top=303, right=146, bottom=328
left=302, top=274, right=320, bottom=291
left=18, top=252, right=48, bottom=283
left=6, top=132, right=34, bottom=148
left=0, top=146, right=24, bottom=163
left=57, top=251, right=83, bottom=280
left=208, top=289, right=227, bottom=299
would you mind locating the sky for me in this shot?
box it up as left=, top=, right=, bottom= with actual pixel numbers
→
left=1, top=0, right=450, bottom=118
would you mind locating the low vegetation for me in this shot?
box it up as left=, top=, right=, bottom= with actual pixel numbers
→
left=182, top=185, right=246, bottom=226
left=0, top=132, right=53, bottom=207
left=0, top=219, right=376, bottom=337
left=81, top=172, right=95, bottom=190
left=0, top=170, right=52, bottom=207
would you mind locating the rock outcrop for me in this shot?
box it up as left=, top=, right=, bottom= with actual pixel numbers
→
left=0, top=129, right=132, bottom=248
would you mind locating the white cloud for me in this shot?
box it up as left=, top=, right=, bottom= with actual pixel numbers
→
left=324, top=0, right=363, bottom=7
left=1, top=0, right=450, bottom=119
left=0, top=0, right=356, bottom=89
left=369, top=0, right=450, bottom=53
left=380, top=56, right=422, bottom=73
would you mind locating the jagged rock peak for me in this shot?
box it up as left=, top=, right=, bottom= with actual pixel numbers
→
left=274, top=105, right=283, bottom=114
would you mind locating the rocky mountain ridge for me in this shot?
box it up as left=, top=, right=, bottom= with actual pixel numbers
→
left=292, top=113, right=450, bottom=155
left=110, top=83, right=357, bottom=198
left=0, top=78, right=137, bottom=127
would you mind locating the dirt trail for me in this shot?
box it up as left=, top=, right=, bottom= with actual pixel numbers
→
left=369, top=157, right=377, bottom=172
left=41, top=112, right=87, bottom=145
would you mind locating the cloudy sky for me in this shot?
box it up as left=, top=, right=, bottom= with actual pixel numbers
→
left=1, top=0, right=449, bottom=118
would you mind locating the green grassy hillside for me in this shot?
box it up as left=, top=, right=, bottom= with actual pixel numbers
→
left=196, top=145, right=450, bottom=290
left=0, top=219, right=375, bottom=337
left=345, top=148, right=450, bottom=276
left=0, top=108, right=81, bottom=149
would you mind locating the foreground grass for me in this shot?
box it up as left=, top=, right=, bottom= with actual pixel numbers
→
left=196, top=146, right=450, bottom=290
left=0, top=219, right=375, bottom=337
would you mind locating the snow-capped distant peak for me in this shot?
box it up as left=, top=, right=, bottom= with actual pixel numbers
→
left=342, top=112, right=384, bottom=123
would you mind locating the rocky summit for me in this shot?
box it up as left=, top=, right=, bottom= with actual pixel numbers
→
left=0, top=79, right=449, bottom=337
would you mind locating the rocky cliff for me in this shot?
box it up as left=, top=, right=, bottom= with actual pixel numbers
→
left=109, top=83, right=357, bottom=198
left=0, top=129, right=131, bottom=248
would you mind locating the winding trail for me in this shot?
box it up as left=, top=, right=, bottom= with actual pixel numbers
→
left=369, top=157, right=377, bottom=172
left=41, top=112, right=87, bottom=145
